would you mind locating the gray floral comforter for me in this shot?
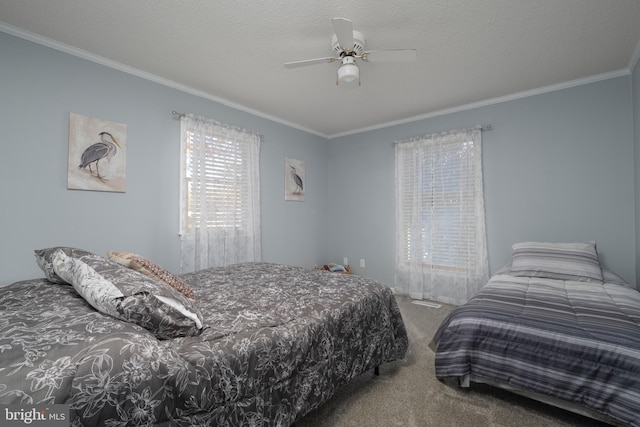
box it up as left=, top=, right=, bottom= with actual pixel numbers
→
left=0, top=262, right=408, bottom=426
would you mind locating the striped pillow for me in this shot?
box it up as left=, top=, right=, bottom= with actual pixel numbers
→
left=510, top=241, right=603, bottom=283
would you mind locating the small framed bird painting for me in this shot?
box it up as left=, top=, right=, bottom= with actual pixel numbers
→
left=285, top=157, right=305, bottom=201
left=68, top=113, right=127, bottom=192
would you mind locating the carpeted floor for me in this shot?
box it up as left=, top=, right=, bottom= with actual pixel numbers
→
left=294, top=295, right=610, bottom=427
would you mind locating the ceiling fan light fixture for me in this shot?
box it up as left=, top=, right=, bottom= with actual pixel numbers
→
left=337, top=56, right=359, bottom=84
left=283, top=17, right=417, bottom=86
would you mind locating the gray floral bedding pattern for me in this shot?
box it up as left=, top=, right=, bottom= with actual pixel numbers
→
left=0, top=262, right=408, bottom=426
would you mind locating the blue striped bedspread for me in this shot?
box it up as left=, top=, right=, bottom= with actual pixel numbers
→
left=431, top=267, right=640, bottom=426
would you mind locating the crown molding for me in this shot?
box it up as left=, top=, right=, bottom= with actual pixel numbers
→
left=1, top=22, right=633, bottom=141
left=0, top=23, right=328, bottom=139
left=328, top=69, right=630, bottom=139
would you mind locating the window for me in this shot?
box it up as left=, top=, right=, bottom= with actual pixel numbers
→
left=182, top=132, right=252, bottom=232
left=179, top=114, right=261, bottom=272
left=394, top=127, right=488, bottom=305
left=398, top=138, right=476, bottom=270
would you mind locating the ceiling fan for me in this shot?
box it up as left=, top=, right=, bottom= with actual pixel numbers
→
left=284, top=17, right=417, bottom=86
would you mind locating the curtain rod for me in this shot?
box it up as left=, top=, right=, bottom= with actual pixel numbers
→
left=392, top=124, right=492, bottom=146
left=172, top=110, right=265, bottom=140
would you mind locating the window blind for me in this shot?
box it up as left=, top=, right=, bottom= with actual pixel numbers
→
left=183, top=131, right=251, bottom=232
left=394, top=126, right=488, bottom=304
left=397, top=135, right=478, bottom=271
left=179, top=113, right=261, bottom=272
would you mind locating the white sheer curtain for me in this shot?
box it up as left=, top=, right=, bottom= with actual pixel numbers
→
left=394, top=127, right=488, bottom=306
left=179, top=114, right=261, bottom=273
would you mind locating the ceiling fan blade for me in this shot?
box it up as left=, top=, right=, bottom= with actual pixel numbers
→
left=284, top=57, right=340, bottom=68
left=361, top=49, right=417, bottom=63
left=332, top=17, right=354, bottom=51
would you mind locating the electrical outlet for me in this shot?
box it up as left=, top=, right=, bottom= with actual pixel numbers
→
left=360, top=259, right=365, bottom=268
left=343, top=257, right=348, bottom=266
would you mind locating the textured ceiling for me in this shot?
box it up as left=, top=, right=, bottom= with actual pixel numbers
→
left=1, top=0, right=639, bottom=138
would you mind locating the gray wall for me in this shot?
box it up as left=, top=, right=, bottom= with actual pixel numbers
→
left=0, top=32, right=329, bottom=286
left=1, top=30, right=638, bottom=289
left=634, top=55, right=640, bottom=283
left=326, top=77, right=636, bottom=286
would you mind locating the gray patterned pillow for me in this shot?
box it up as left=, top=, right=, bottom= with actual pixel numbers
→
left=510, top=241, right=603, bottom=283
left=35, top=247, right=203, bottom=339
left=35, top=247, right=94, bottom=284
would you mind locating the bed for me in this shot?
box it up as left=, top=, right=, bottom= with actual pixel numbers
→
left=430, top=241, right=640, bottom=427
left=0, top=247, right=408, bottom=426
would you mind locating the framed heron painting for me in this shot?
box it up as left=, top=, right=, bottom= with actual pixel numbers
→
left=285, top=157, right=304, bottom=201
left=68, top=113, right=127, bottom=192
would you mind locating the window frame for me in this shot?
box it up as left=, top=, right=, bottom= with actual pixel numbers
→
left=396, top=132, right=480, bottom=273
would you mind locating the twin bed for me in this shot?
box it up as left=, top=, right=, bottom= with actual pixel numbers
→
left=0, top=248, right=408, bottom=426
left=431, top=242, right=640, bottom=427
